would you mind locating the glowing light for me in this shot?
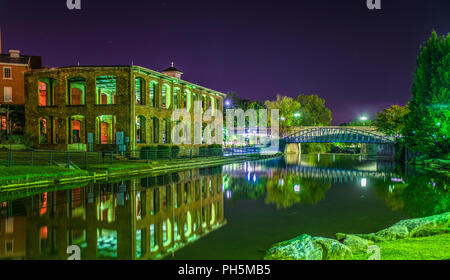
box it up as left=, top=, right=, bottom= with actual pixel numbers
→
left=253, top=174, right=257, bottom=183
left=360, top=116, right=368, bottom=121
left=294, top=185, right=301, bottom=193
left=361, top=178, right=367, bottom=187
left=280, top=117, right=285, bottom=121
left=278, top=179, right=284, bottom=186
left=294, top=112, right=301, bottom=118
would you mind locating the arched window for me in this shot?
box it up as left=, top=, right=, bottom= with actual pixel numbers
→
left=39, top=117, right=49, bottom=144
left=149, top=81, right=157, bottom=107
left=39, top=79, right=56, bottom=106
left=184, top=89, right=190, bottom=110
left=152, top=117, right=159, bottom=144
left=173, top=88, right=180, bottom=109
left=162, top=84, right=170, bottom=109
left=96, top=115, right=116, bottom=144
left=201, top=95, right=206, bottom=111
left=69, top=115, right=85, bottom=144
left=135, top=77, right=145, bottom=105
left=68, top=77, right=86, bottom=105
left=39, top=117, right=58, bottom=144
left=136, top=115, right=146, bottom=144
left=96, top=76, right=116, bottom=105
left=162, top=118, right=171, bottom=144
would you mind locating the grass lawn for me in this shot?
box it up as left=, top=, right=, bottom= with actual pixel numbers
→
left=0, top=166, right=89, bottom=186
left=350, top=233, right=450, bottom=260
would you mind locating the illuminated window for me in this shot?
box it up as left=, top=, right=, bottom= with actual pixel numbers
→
left=96, top=76, right=116, bottom=105
left=3, top=67, right=11, bottom=79
left=39, top=79, right=56, bottom=106
left=68, top=77, right=86, bottom=105
left=135, top=77, right=144, bottom=105
left=162, top=84, right=170, bottom=109
left=69, top=115, right=85, bottom=144
left=3, top=87, right=12, bottom=102
left=149, top=81, right=157, bottom=107
left=96, top=115, right=116, bottom=144
left=152, top=117, right=159, bottom=143
left=173, top=88, right=180, bottom=109
left=136, top=115, right=146, bottom=144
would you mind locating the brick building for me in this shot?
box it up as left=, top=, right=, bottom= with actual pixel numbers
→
left=0, top=49, right=41, bottom=135
left=24, top=65, right=226, bottom=151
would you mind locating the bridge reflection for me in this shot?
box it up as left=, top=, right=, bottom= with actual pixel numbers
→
left=0, top=168, right=225, bottom=260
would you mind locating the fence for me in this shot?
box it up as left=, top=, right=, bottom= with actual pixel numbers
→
left=0, top=146, right=263, bottom=169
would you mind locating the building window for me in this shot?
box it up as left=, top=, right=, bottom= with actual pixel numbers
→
left=201, top=95, right=206, bottom=111
left=183, top=90, right=189, bottom=110
left=39, top=79, right=56, bottom=106
left=96, top=76, right=116, bottom=105
left=149, top=81, right=157, bottom=107
left=152, top=117, right=159, bottom=143
left=136, top=115, right=146, bottom=144
left=3, top=87, right=12, bottom=102
left=3, top=67, right=12, bottom=79
left=96, top=115, right=116, bottom=144
left=162, top=84, right=171, bottom=109
left=39, top=117, right=49, bottom=144
left=135, top=77, right=144, bottom=105
left=162, top=119, right=171, bottom=144
left=69, top=115, right=85, bottom=144
left=68, top=77, right=86, bottom=105
left=173, top=88, right=180, bottom=109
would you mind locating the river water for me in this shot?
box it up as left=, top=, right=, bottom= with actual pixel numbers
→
left=0, top=154, right=448, bottom=260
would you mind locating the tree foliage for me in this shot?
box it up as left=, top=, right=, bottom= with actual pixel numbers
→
left=374, top=105, right=410, bottom=137
left=403, top=31, right=450, bottom=156
left=295, top=94, right=332, bottom=126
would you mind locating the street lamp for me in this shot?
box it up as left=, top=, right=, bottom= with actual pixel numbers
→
left=294, top=112, right=301, bottom=118
left=359, top=115, right=369, bottom=126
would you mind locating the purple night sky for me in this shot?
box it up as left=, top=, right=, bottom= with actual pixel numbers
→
left=0, top=0, right=449, bottom=124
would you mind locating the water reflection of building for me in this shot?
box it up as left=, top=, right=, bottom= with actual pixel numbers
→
left=0, top=168, right=225, bottom=260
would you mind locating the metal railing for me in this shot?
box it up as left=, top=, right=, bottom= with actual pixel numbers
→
left=0, top=146, right=263, bottom=169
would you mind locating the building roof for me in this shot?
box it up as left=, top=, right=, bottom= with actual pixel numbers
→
left=0, top=53, right=42, bottom=69
left=162, top=62, right=183, bottom=73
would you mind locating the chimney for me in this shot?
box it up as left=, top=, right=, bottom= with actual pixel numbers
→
left=162, top=62, right=183, bottom=79
left=9, top=50, right=21, bottom=58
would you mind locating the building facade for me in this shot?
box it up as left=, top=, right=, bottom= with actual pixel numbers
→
left=0, top=50, right=41, bottom=135
left=24, top=65, right=226, bottom=151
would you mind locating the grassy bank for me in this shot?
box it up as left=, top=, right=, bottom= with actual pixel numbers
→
left=350, top=233, right=450, bottom=260
left=0, top=153, right=281, bottom=189
left=0, top=166, right=90, bottom=186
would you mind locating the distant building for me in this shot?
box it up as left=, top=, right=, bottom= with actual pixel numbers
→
left=0, top=32, right=42, bottom=135
left=24, top=64, right=226, bottom=151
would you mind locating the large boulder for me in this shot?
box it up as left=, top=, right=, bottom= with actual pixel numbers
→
left=354, top=212, right=450, bottom=242
left=264, top=234, right=323, bottom=260
left=336, top=234, right=374, bottom=252
left=313, top=237, right=353, bottom=260
left=264, top=234, right=353, bottom=260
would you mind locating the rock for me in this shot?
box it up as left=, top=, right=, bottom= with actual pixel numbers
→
left=313, top=237, right=353, bottom=260
left=351, top=212, right=450, bottom=242
left=264, top=234, right=323, bottom=260
left=337, top=234, right=374, bottom=252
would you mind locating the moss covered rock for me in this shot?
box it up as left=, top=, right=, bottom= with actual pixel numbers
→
left=336, top=234, right=374, bottom=252
left=264, top=234, right=323, bottom=260
left=264, top=234, right=353, bottom=260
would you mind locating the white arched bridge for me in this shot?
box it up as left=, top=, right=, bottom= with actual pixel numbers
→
left=284, top=126, right=393, bottom=144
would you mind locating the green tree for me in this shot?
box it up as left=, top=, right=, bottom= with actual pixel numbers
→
left=264, top=95, right=302, bottom=136
left=295, top=94, right=332, bottom=126
left=403, top=31, right=450, bottom=156
left=374, top=105, right=410, bottom=137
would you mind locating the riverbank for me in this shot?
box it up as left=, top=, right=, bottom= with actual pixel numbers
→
left=410, top=154, right=450, bottom=174
left=264, top=211, right=450, bottom=260
left=0, top=153, right=281, bottom=191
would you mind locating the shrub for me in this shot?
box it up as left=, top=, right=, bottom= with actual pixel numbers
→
left=171, top=145, right=181, bottom=158
left=157, top=145, right=170, bottom=159
left=140, top=146, right=157, bottom=160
